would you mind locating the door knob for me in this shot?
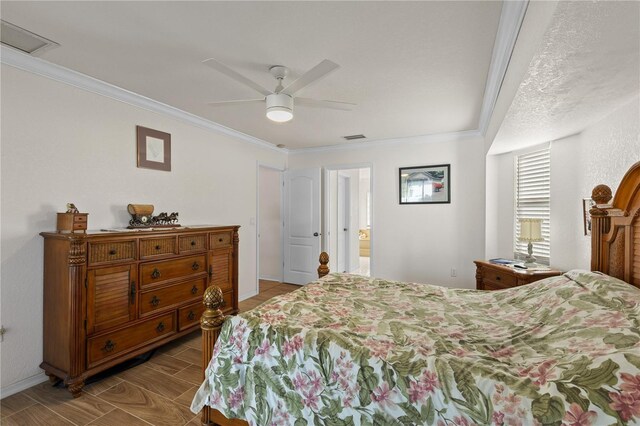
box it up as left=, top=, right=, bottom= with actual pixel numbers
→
left=343, top=228, right=348, bottom=231
left=313, top=232, right=319, bottom=237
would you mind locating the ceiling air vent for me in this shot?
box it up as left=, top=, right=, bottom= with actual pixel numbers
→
left=1, top=20, right=59, bottom=55
left=343, top=134, right=366, bottom=141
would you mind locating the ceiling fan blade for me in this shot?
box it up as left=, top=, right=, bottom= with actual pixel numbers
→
left=207, top=99, right=264, bottom=107
left=203, top=58, right=272, bottom=96
left=281, top=59, right=339, bottom=96
left=296, top=97, right=356, bottom=111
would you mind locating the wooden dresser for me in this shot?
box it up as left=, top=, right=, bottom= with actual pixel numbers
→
left=40, top=225, right=239, bottom=397
left=474, top=260, right=562, bottom=290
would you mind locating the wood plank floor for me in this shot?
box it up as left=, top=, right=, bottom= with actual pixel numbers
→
left=1, top=280, right=299, bottom=426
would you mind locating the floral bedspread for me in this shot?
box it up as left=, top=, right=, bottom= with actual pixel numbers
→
left=191, top=271, right=640, bottom=425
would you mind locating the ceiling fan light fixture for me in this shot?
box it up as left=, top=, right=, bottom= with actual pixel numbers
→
left=266, top=93, right=293, bottom=123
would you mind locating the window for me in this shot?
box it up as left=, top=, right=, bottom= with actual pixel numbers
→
left=514, top=148, right=550, bottom=264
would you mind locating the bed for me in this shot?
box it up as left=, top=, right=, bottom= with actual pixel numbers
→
left=192, top=162, right=640, bottom=426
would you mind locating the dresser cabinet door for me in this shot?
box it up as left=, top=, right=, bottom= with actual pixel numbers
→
left=209, top=249, right=232, bottom=292
left=87, top=264, right=137, bottom=334
left=210, top=248, right=234, bottom=313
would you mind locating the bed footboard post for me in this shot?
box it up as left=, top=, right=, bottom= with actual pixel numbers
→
left=201, top=285, right=226, bottom=426
left=318, top=252, right=330, bottom=278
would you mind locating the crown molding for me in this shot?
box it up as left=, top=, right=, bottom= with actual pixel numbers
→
left=0, top=46, right=282, bottom=153
left=477, top=0, right=529, bottom=136
left=289, top=129, right=482, bottom=155
left=1, top=0, right=526, bottom=155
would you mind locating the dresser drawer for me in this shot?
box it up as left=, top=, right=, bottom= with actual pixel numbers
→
left=140, top=254, right=206, bottom=287
left=139, top=278, right=206, bottom=316
left=179, top=302, right=205, bottom=331
left=484, top=270, right=517, bottom=288
left=140, top=237, right=176, bottom=259
left=87, top=313, right=175, bottom=367
left=210, top=231, right=232, bottom=249
left=483, top=279, right=514, bottom=291
left=179, top=234, right=207, bottom=253
left=88, top=240, right=136, bottom=265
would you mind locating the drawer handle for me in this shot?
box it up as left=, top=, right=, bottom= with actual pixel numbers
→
left=190, top=240, right=196, bottom=246
left=156, top=322, right=165, bottom=333
left=218, top=238, right=223, bottom=242
left=192, top=262, right=200, bottom=271
left=191, top=285, right=198, bottom=295
left=109, top=249, right=117, bottom=256
left=150, top=295, right=160, bottom=307
left=155, top=245, right=161, bottom=250
left=151, top=268, right=161, bottom=279
left=187, top=310, right=195, bottom=321
left=130, top=281, right=136, bottom=305
left=496, top=276, right=501, bottom=281
left=102, top=340, right=116, bottom=353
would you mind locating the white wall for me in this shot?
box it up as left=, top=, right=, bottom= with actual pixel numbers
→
left=485, top=153, right=515, bottom=259
left=290, top=136, right=486, bottom=288
left=0, top=65, right=286, bottom=393
left=359, top=169, right=371, bottom=229
left=486, top=95, right=640, bottom=270
left=258, top=167, right=283, bottom=282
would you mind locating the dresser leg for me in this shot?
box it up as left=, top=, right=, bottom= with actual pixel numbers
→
left=46, top=372, right=61, bottom=386
left=68, top=380, right=85, bottom=398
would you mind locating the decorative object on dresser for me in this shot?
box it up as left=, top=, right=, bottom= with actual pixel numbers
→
left=127, top=203, right=180, bottom=228
left=474, top=260, right=562, bottom=290
left=136, top=125, right=171, bottom=171
left=399, top=164, right=450, bottom=204
left=517, top=217, right=543, bottom=264
left=40, top=224, right=239, bottom=397
left=56, top=203, right=88, bottom=233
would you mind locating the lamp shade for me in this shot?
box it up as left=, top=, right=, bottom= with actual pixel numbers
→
left=519, top=218, right=543, bottom=242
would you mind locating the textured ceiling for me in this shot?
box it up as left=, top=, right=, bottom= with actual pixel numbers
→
left=1, top=1, right=502, bottom=150
left=490, top=1, right=640, bottom=154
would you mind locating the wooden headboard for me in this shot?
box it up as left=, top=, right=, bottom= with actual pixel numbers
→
left=590, top=161, right=640, bottom=287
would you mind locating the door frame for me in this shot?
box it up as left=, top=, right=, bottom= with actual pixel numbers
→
left=323, top=162, right=374, bottom=276
left=337, top=173, right=350, bottom=273
left=256, top=162, right=285, bottom=296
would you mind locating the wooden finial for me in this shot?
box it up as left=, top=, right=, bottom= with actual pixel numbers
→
left=592, top=184, right=612, bottom=205
left=201, top=286, right=226, bottom=330
left=318, top=252, right=330, bottom=278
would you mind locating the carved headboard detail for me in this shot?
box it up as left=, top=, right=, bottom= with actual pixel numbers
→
left=590, top=161, right=640, bottom=287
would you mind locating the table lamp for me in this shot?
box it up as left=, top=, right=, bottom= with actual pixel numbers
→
left=519, top=218, right=543, bottom=265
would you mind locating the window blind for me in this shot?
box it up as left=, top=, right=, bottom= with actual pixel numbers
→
left=514, top=148, right=551, bottom=264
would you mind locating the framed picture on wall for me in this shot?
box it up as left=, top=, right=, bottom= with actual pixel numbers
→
left=137, top=125, right=171, bottom=171
left=399, top=164, right=450, bottom=204
left=583, top=198, right=595, bottom=236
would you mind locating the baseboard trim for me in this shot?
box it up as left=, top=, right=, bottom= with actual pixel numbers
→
left=258, top=275, right=283, bottom=283
left=239, top=290, right=258, bottom=302
left=1, top=372, right=48, bottom=398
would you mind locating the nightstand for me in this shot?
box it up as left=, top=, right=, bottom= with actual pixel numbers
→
left=474, top=260, right=563, bottom=290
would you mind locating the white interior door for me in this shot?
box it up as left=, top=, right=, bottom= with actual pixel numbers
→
left=284, top=168, right=321, bottom=285
left=337, top=175, right=350, bottom=273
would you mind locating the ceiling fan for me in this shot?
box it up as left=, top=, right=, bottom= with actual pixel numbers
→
left=203, top=58, right=355, bottom=123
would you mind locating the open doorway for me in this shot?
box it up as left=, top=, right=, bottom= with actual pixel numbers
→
left=325, top=166, right=372, bottom=276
